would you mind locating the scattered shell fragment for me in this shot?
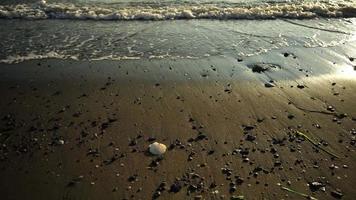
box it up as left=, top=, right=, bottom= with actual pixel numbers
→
left=149, top=142, right=167, bottom=155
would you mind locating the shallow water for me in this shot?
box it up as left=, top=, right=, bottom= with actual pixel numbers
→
left=0, top=0, right=355, bottom=64
left=0, top=18, right=355, bottom=64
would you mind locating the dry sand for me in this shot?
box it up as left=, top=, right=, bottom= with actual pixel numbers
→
left=0, top=48, right=356, bottom=200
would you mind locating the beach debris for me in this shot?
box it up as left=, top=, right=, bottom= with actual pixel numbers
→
left=249, top=63, right=280, bottom=73
left=149, top=142, right=167, bottom=155
left=296, top=131, right=339, bottom=158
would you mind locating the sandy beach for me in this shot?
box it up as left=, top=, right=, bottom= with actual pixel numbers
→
left=0, top=38, right=356, bottom=200
left=1, top=0, right=356, bottom=198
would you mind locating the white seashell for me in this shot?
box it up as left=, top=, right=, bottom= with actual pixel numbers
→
left=149, top=142, right=167, bottom=155
left=57, top=139, right=65, bottom=145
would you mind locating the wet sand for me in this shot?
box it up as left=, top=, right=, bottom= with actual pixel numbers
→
left=0, top=47, right=356, bottom=200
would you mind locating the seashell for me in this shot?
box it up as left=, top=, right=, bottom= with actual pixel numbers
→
left=149, top=142, right=167, bottom=155
left=56, top=139, right=65, bottom=145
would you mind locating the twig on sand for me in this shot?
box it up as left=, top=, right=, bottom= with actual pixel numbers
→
left=296, top=130, right=340, bottom=158
left=281, top=186, right=318, bottom=200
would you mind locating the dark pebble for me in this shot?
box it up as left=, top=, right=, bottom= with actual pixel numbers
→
left=170, top=182, right=182, bottom=193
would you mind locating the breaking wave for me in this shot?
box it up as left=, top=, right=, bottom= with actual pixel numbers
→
left=0, top=52, right=79, bottom=64
left=0, top=1, right=356, bottom=20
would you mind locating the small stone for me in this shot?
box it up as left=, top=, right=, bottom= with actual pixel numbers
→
left=170, top=182, right=182, bottom=193
left=297, top=85, right=305, bottom=89
left=264, top=82, right=275, bottom=88
left=250, top=63, right=280, bottom=73
left=287, top=114, right=295, bottom=119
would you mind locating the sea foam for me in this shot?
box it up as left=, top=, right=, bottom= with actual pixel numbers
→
left=0, top=1, right=355, bottom=20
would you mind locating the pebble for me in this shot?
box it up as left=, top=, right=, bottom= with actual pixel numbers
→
left=297, top=85, right=305, bottom=89
left=264, top=82, right=275, bottom=88
left=170, top=182, right=182, bottom=193
left=250, top=63, right=280, bottom=73
left=287, top=114, right=295, bottom=119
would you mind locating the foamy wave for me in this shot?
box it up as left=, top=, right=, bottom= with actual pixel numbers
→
left=0, top=1, right=355, bottom=20
left=0, top=52, right=201, bottom=64
left=0, top=52, right=79, bottom=64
